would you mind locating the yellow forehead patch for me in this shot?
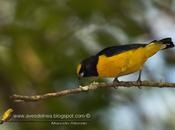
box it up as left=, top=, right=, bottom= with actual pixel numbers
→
left=76, top=64, right=82, bottom=75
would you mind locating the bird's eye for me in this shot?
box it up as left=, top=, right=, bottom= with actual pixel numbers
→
left=80, top=72, right=84, bottom=77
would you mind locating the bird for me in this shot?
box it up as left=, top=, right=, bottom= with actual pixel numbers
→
left=0, top=108, right=14, bottom=124
left=76, top=38, right=174, bottom=83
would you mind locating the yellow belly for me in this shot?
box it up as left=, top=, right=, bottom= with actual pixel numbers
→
left=96, top=43, right=163, bottom=77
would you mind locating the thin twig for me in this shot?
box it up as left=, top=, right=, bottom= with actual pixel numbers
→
left=10, top=81, right=175, bottom=102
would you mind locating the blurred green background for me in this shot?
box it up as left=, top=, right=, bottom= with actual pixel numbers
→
left=0, top=0, right=175, bottom=130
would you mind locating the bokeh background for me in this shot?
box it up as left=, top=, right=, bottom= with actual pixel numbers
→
left=0, top=0, right=175, bottom=130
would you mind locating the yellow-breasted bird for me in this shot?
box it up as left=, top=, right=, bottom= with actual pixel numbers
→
left=77, top=38, right=174, bottom=82
left=0, top=108, right=14, bottom=124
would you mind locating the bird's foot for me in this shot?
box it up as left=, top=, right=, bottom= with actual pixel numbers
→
left=113, top=78, right=120, bottom=89
left=136, top=79, right=142, bottom=89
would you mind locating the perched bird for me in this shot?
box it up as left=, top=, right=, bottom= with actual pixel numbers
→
left=77, top=38, right=174, bottom=82
left=0, top=108, right=14, bottom=124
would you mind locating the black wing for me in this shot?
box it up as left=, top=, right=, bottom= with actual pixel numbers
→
left=96, top=44, right=147, bottom=57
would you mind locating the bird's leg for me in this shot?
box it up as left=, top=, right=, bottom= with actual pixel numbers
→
left=137, top=70, right=142, bottom=82
left=137, top=70, right=142, bottom=89
left=113, top=77, right=119, bottom=82
left=113, top=77, right=120, bottom=89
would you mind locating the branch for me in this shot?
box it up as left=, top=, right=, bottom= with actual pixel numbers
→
left=10, top=81, right=175, bottom=102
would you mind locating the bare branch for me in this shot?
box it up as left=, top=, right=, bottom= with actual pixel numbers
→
left=10, top=81, right=175, bottom=102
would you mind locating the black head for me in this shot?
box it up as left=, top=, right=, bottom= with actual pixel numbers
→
left=77, top=56, right=98, bottom=78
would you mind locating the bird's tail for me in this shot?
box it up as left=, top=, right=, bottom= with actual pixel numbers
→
left=159, top=38, right=174, bottom=49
